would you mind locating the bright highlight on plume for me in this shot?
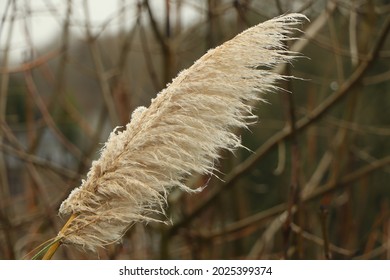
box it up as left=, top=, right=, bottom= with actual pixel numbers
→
left=57, top=13, right=306, bottom=252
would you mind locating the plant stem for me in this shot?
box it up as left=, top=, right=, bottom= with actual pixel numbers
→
left=42, top=213, right=77, bottom=260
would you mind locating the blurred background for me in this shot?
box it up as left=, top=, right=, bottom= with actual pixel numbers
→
left=0, top=0, right=390, bottom=260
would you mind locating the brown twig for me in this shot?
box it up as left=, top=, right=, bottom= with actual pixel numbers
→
left=83, top=0, right=119, bottom=126
left=319, top=206, right=331, bottom=259
left=290, top=222, right=352, bottom=257
left=144, top=0, right=176, bottom=84
left=0, top=0, right=16, bottom=236
left=138, top=18, right=162, bottom=92
left=194, top=155, right=390, bottom=239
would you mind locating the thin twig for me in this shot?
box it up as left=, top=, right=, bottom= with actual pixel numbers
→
left=83, top=0, right=119, bottom=126
left=0, top=0, right=16, bottom=233
left=193, top=155, right=390, bottom=239
left=319, top=206, right=331, bottom=259
left=138, top=18, right=162, bottom=92
left=290, top=222, right=352, bottom=256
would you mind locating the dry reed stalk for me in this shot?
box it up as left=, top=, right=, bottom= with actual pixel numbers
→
left=44, top=13, right=306, bottom=256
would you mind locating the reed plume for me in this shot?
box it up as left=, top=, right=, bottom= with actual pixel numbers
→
left=46, top=13, right=306, bottom=255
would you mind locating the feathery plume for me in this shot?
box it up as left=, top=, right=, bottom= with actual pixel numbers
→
left=56, top=13, right=306, bottom=252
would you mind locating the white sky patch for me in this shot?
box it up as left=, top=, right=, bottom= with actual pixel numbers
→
left=0, top=0, right=204, bottom=65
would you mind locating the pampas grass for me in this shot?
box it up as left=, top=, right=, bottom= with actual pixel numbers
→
left=42, top=13, right=306, bottom=257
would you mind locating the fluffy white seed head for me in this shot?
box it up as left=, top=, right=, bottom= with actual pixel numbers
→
left=58, top=13, right=307, bottom=251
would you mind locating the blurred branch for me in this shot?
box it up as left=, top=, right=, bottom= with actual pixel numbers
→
left=0, top=50, right=62, bottom=74
left=287, top=0, right=337, bottom=55
left=23, top=71, right=85, bottom=162
left=143, top=0, right=169, bottom=51
left=275, top=0, right=303, bottom=255
left=62, top=98, right=95, bottom=138
left=0, top=140, right=77, bottom=179
left=196, top=155, right=390, bottom=239
left=247, top=215, right=353, bottom=258
left=83, top=0, right=119, bottom=126
left=364, top=69, right=390, bottom=85
left=111, top=9, right=139, bottom=124
left=144, top=0, right=175, bottom=84
left=0, top=208, right=15, bottom=259
left=138, top=18, right=162, bottom=92
left=280, top=55, right=302, bottom=259
left=325, top=117, right=390, bottom=136
left=353, top=243, right=389, bottom=260
left=23, top=162, right=62, bottom=233
left=0, top=0, right=12, bottom=40
left=233, top=0, right=250, bottom=28
left=349, top=2, right=359, bottom=66
left=25, top=0, right=72, bottom=156
left=2, top=108, right=63, bottom=240
left=0, top=0, right=16, bottom=219
left=319, top=206, right=331, bottom=259
left=290, top=222, right=352, bottom=257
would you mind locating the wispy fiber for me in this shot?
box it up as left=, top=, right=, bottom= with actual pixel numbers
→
left=58, top=14, right=306, bottom=251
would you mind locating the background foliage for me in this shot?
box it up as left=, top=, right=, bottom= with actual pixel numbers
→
left=0, top=0, right=389, bottom=259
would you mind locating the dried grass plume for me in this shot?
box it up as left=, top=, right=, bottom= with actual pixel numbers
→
left=57, top=13, right=306, bottom=251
